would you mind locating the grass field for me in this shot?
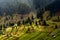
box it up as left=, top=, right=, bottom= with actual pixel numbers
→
left=0, top=20, right=60, bottom=40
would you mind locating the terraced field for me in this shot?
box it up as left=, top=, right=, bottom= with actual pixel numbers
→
left=18, top=28, right=60, bottom=40
left=0, top=21, right=60, bottom=40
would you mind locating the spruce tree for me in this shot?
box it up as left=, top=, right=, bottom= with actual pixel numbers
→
left=42, top=20, right=46, bottom=26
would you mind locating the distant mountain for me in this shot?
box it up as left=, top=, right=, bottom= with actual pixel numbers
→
left=45, top=0, right=60, bottom=16
left=0, top=0, right=56, bottom=16
left=33, top=0, right=55, bottom=18
left=33, top=0, right=55, bottom=10
left=45, top=0, right=60, bottom=11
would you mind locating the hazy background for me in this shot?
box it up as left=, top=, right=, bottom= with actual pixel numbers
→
left=0, top=0, right=56, bottom=15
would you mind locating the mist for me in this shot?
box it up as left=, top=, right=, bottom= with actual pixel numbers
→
left=0, top=0, right=55, bottom=15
